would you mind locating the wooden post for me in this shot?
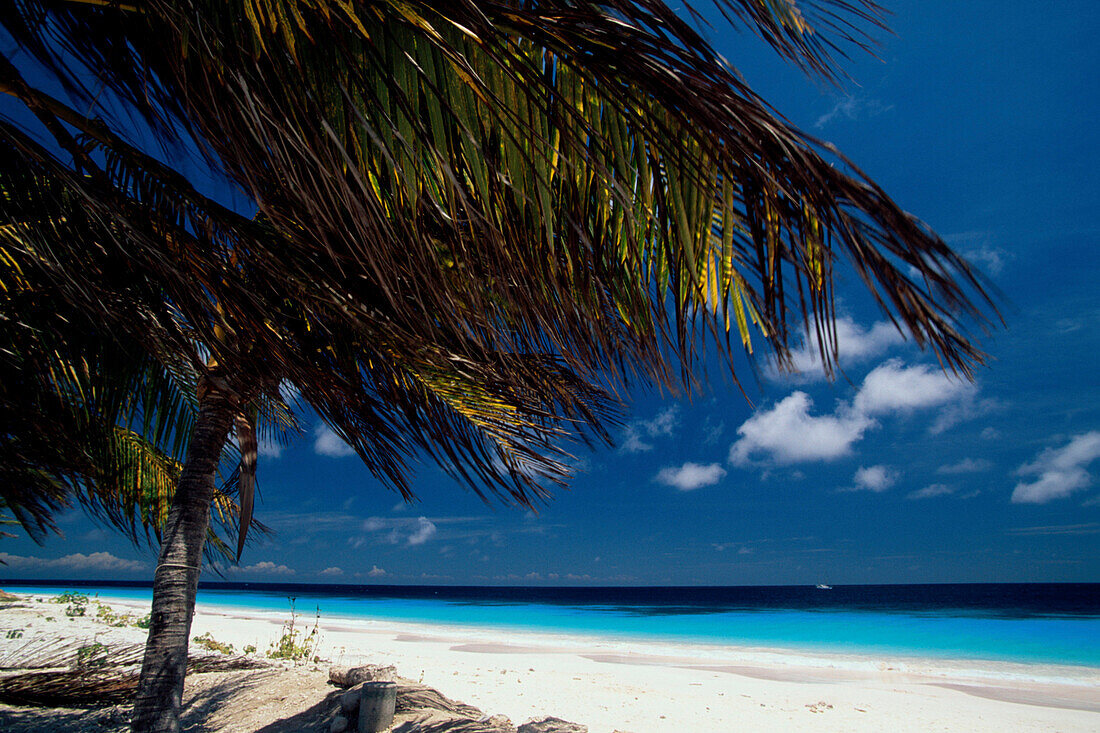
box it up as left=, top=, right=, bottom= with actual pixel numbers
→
left=357, top=681, right=397, bottom=733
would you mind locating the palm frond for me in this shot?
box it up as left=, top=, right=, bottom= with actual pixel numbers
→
left=1, top=0, right=998, bottom=517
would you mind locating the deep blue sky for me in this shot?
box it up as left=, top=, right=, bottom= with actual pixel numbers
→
left=3, top=1, right=1098, bottom=586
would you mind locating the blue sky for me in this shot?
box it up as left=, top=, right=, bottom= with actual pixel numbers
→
left=2, top=1, right=1098, bottom=586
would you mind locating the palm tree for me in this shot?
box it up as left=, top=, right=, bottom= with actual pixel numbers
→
left=1, top=2, right=996, bottom=731
left=0, top=165, right=276, bottom=558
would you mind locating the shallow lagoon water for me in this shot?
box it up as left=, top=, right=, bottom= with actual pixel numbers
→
left=8, top=582, right=1099, bottom=668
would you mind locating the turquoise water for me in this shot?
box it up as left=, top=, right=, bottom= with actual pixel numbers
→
left=9, top=583, right=1100, bottom=668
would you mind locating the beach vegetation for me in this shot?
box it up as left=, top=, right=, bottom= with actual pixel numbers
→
left=266, top=600, right=320, bottom=663
left=134, top=614, right=152, bottom=630
left=64, top=603, right=86, bottom=617
left=0, top=2, right=998, bottom=731
left=75, top=641, right=109, bottom=669
left=94, top=603, right=135, bottom=627
left=50, top=592, right=88, bottom=606
left=243, top=644, right=256, bottom=655
left=192, top=632, right=236, bottom=656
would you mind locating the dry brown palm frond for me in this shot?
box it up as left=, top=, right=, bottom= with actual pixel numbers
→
left=0, top=669, right=140, bottom=707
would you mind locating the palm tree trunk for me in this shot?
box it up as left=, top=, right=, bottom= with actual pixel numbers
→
left=131, top=378, right=237, bottom=733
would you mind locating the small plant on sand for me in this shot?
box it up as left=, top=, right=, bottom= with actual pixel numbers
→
left=192, top=632, right=235, bottom=655
left=95, top=603, right=134, bottom=627
left=266, top=598, right=320, bottom=663
left=51, top=591, right=88, bottom=605
left=243, top=644, right=256, bottom=655
left=44, top=616, right=56, bottom=622
left=76, top=641, right=109, bottom=669
left=134, top=614, right=151, bottom=629
left=64, top=603, right=86, bottom=617
left=5, top=629, right=24, bottom=639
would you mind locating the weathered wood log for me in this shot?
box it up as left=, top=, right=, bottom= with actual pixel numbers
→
left=517, top=718, right=588, bottom=733
left=329, top=664, right=397, bottom=687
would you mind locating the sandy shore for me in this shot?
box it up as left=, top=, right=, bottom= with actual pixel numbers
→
left=3, top=591, right=1099, bottom=732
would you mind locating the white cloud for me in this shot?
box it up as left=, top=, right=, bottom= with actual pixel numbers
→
left=367, top=565, right=387, bottom=577
left=938, top=458, right=992, bottom=474
left=1007, top=523, right=1100, bottom=536
left=236, top=560, right=295, bottom=575
left=908, top=484, right=955, bottom=500
left=731, top=356, right=987, bottom=468
left=1012, top=432, right=1100, bottom=504
left=314, top=424, right=354, bottom=458
left=814, top=96, right=894, bottom=128
left=848, top=465, right=897, bottom=493
left=407, top=517, right=438, bottom=546
left=944, top=234, right=1012, bottom=278
left=929, top=397, right=1001, bottom=435
left=621, top=405, right=680, bottom=453
left=854, top=359, right=974, bottom=416
left=729, top=392, right=872, bottom=465
left=768, top=318, right=903, bottom=382
left=656, top=462, right=727, bottom=491
left=319, top=566, right=343, bottom=576
left=0, top=551, right=144, bottom=573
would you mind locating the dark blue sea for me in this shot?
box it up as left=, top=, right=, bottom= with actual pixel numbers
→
left=6, top=581, right=1099, bottom=667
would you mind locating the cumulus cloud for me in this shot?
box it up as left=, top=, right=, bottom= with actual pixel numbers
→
left=621, top=405, right=680, bottom=453
left=319, top=566, right=343, bottom=576
left=729, top=392, right=872, bottom=465
left=908, top=484, right=955, bottom=500
left=656, top=462, right=727, bottom=491
left=731, top=357, right=984, bottom=467
left=314, top=424, right=355, bottom=457
left=0, top=551, right=144, bottom=573
left=938, top=458, right=992, bottom=474
left=235, top=560, right=295, bottom=575
left=854, top=360, right=974, bottom=416
left=1012, top=432, right=1100, bottom=504
left=767, top=318, right=903, bottom=382
left=847, top=465, right=897, bottom=493
left=407, top=517, right=438, bottom=546
left=367, top=565, right=387, bottom=577
left=361, top=515, right=484, bottom=546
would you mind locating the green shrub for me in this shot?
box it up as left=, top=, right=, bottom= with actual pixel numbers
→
left=76, top=642, right=108, bottom=669
left=52, top=591, right=89, bottom=605
left=192, top=632, right=235, bottom=655
left=94, top=603, right=134, bottom=627
left=64, top=603, right=86, bottom=617
left=243, top=644, right=256, bottom=655
left=266, top=598, right=320, bottom=663
left=134, top=614, right=151, bottom=629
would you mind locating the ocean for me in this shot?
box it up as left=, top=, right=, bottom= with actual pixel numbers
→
left=5, top=581, right=1099, bottom=668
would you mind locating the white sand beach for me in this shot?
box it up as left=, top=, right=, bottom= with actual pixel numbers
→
left=2, top=591, right=1098, bottom=732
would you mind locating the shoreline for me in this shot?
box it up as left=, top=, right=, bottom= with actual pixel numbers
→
left=4, top=590, right=1099, bottom=731
left=101, top=592, right=1100, bottom=687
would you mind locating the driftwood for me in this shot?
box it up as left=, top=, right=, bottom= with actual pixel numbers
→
left=329, top=664, right=396, bottom=687
left=395, top=683, right=484, bottom=718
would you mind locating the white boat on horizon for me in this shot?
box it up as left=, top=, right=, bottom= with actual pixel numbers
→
left=815, top=584, right=832, bottom=590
